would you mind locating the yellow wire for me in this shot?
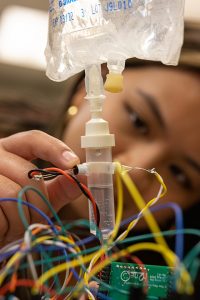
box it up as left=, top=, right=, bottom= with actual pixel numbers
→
left=0, top=252, right=22, bottom=286
left=0, top=235, right=53, bottom=285
left=0, top=167, right=194, bottom=296
left=83, top=164, right=173, bottom=288
left=120, top=169, right=169, bottom=249
left=84, top=162, right=124, bottom=286
left=117, top=169, right=193, bottom=293
left=32, top=251, right=99, bottom=294
left=39, top=242, right=191, bottom=298
left=108, top=162, right=124, bottom=243
left=79, top=242, right=193, bottom=297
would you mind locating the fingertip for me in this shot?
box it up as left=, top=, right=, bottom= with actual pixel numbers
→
left=62, top=150, right=80, bottom=167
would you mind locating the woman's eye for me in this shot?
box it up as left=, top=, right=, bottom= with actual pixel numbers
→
left=125, top=103, right=149, bottom=135
left=169, top=164, right=192, bottom=190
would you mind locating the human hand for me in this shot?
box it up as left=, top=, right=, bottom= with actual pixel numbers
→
left=0, top=130, right=81, bottom=246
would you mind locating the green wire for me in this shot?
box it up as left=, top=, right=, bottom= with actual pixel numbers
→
left=38, top=245, right=62, bottom=293
left=63, top=219, right=103, bottom=241
left=184, top=242, right=200, bottom=269
left=10, top=228, right=200, bottom=272
left=17, top=185, right=65, bottom=231
left=190, top=258, right=200, bottom=281
left=8, top=228, right=200, bottom=295
left=117, top=228, right=200, bottom=246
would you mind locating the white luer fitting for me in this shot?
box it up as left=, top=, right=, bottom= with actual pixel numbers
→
left=81, top=64, right=115, bottom=149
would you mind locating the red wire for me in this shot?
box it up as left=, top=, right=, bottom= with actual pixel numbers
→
left=0, top=279, right=58, bottom=297
left=128, top=255, right=148, bottom=294
left=45, top=167, right=98, bottom=226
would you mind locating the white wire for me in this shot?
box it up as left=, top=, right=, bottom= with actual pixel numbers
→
left=0, top=239, right=22, bottom=255
left=85, top=287, right=96, bottom=300
left=41, top=239, right=77, bottom=298
left=116, top=168, right=164, bottom=242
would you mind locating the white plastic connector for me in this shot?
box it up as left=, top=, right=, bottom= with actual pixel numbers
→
left=76, top=162, right=132, bottom=176
left=76, top=162, right=115, bottom=176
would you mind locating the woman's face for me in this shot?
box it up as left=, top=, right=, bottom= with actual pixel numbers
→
left=62, top=67, right=200, bottom=227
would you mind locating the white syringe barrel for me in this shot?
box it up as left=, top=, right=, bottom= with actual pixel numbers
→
left=81, top=123, right=115, bottom=239
left=85, top=148, right=115, bottom=239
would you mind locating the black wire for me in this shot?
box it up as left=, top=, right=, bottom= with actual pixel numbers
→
left=28, top=168, right=100, bottom=227
left=68, top=173, right=100, bottom=227
left=28, top=169, right=61, bottom=180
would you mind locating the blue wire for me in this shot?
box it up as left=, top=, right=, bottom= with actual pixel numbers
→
left=0, top=198, right=56, bottom=231
left=76, top=235, right=98, bottom=247
left=0, top=250, right=19, bottom=262
left=0, top=198, right=184, bottom=286
left=120, top=202, right=184, bottom=260
left=96, top=292, right=113, bottom=300
left=63, top=202, right=184, bottom=260
left=0, top=198, right=81, bottom=283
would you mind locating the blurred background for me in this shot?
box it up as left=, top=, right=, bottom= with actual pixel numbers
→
left=0, top=0, right=199, bottom=137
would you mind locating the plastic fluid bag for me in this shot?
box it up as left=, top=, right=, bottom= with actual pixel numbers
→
left=45, top=0, right=185, bottom=82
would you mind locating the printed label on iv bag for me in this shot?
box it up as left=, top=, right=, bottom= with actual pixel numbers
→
left=49, top=0, right=133, bottom=33
left=46, top=0, right=185, bottom=82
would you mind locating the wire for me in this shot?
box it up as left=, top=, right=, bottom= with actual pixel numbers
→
left=0, top=198, right=55, bottom=229
left=18, top=185, right=83, bottom=285
left=28, top=168, right=100, bottom=228
left=0, top=162, right=199, bottom=298
left=0, top=279, right=56, bottom=297
left=18, top=185, right=64, bottom=231
left=73, top=242, right=182, bottom=297
left=117, top=167, right=171, bottom=258
left=1, top=226, right=199, bottom=298
left=121, top=202, right=184, bottom=260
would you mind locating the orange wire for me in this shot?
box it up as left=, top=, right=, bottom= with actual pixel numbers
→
left=9, top=226, right=49, bottom=293
left=9, top=242, right=28, bottom=292
left=32, top=227, right=46, bottom=235
left=50, top=271, right=73, bottom=300
left=45, top=167, right=98, bottom=226
left=0, top=279, right=57, bottom=297
left=9, top=273, right=17, bottom=293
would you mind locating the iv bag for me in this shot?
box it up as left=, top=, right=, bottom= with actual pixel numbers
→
left=45, top=0, right=185, bottom=82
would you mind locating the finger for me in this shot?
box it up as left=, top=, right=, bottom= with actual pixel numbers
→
left=46, top=175, right=82, bottom=212
left=0, top=149, right=51, bottom=223
left=0, top=175, right=30, bottom=244
left=0, top=148, right=81, bottom=221
left=1, top=130, right=80, bottom=169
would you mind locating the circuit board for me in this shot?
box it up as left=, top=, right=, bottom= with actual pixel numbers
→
left=99, top=262, right=173, bottom=300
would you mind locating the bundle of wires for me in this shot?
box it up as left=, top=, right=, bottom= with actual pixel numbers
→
left=0, top=165, right=199, bottom=300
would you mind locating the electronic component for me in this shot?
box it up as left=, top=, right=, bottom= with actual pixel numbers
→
left=98, top=262, right=173, bottom=300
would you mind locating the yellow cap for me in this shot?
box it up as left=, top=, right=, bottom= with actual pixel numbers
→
left=104, top=73, right=124, bottom=93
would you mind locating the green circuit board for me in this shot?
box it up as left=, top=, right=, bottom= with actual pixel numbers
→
left=98, top=262, right=173, bottom=300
